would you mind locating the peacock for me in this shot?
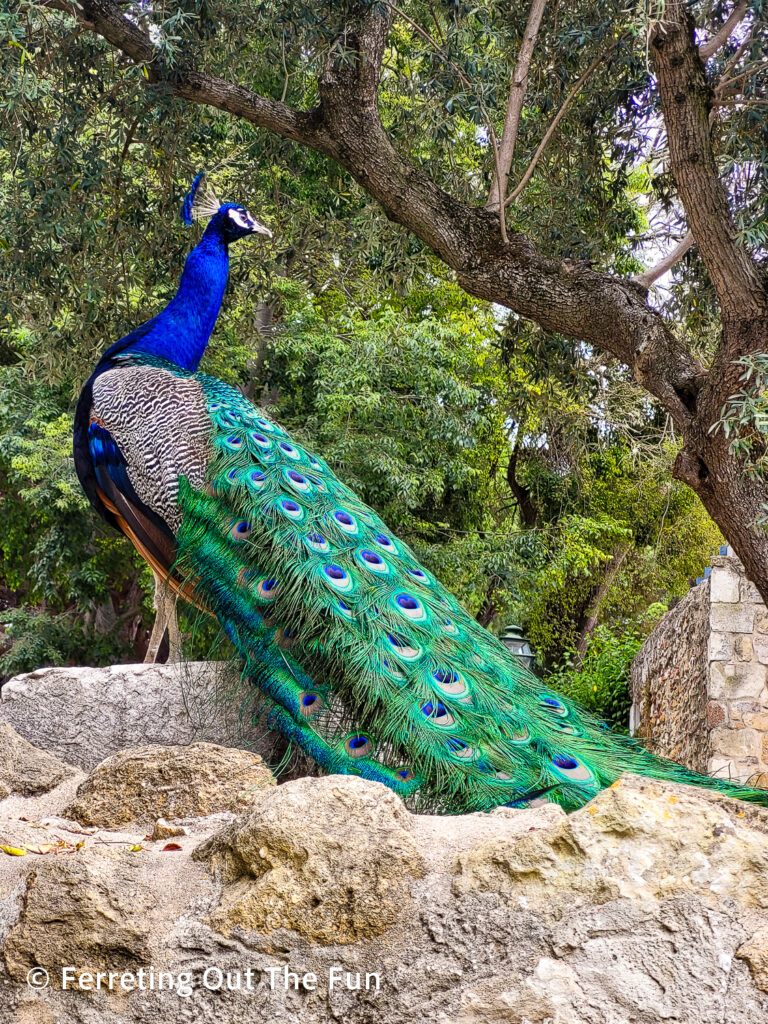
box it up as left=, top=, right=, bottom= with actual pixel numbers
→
left=74, top=175, right=768, bottom=814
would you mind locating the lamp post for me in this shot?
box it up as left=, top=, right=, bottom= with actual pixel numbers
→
left=500, top=624, right=535, bottom=670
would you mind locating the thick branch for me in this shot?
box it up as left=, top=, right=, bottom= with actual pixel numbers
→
left=486, top=0, right=547, bottom=213
left=57, top=0, right=329, bottom=148
left=650, top=5, right=764, bottom=318
left=633, top=229, right=694, bottom=288
left=698, top=1, right=748, bottom=59
left=506, top=449, right=538, bottom=527
left=574, top=544, right=630, bottom=666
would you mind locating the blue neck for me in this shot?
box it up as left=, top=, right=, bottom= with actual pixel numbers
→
left=103, top=221, right=230, bottom=372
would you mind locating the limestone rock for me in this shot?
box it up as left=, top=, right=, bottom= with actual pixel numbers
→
left=2, top=765, right=768, bottom=1022
left=739, top=926, right=768, bottom=993
left=2, top=849, right=156, bottom=985
left=0, top=662, right=284, bottom=771
left=0, top=722, right=75, bottom=799
left=150, top=818, right=188, bottom=841
left=453, top=775, right=768, bottom=911
left=64, top=743, right=275, bottom=828
left=194, top=774, right=427, bottom=944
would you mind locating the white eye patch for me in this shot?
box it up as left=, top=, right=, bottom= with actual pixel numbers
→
left=227, top=208, right=252, bottom=230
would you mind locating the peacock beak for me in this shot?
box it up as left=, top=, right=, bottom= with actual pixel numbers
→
left=250, top=220, right=272, bottom=239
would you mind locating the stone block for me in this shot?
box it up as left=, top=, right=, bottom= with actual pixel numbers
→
left=710, top=603, right=756, bottom=634
left=708, top=755, right=760, bottom=784
left=734, top=635, right=754, bottom=661
left=710, top=566, right=740, bottom=603
left=710, top=660, right=766, bottom=699
left=710, top=727, right=761, bottom=760
left=744, top=712, right=768, bottom=731
left=0, top=662, right=285, bottom=771
left=756, top=611, right=768, bottom=635
left=754, top=637, right=768, bottom=666
left=741, top=578, right=764, bottom=604
left=709, top=632, right=732, bottom=662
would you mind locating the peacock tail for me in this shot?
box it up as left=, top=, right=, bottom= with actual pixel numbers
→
left=74, top=178, right=768, bottom=815
left=155, top=360, right=766, bottom=814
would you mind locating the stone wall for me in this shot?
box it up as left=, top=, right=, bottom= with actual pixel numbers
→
left=629, top=578, right=710, bottom=773
left=631, top=551, right=768, bottom=784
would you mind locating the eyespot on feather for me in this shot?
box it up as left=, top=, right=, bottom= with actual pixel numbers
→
left=386, top=632, right=421, bottom=661
left=278, top=497, right=305, bottom=522
left=393, top=593, right=427, bottom=622
left=278, top=441, right=301, bottom=460
left=322, top=564, right=355, bottom=593
left=344, top=734, right=373, bottom=759
left=246, top=469, right=267, bottom=490
left=550, top=753, right=594, bottom=783
left=284, top=468, right=313, bottom=494
left=332, top=509, right=359, bottom=534
left=304, top=532, right=330, bottom=553
left=299, top=692, right=324, bottom=718
left=256, top=578, right=279, bottom=601
left=358, top=548, right=390, bottom=575
left=229, top=519, right=252, bottom=541
left=420, top=701, right=455, bottom=727
left=540, top=696, right=569, bottom=717
left=431, top=668, right=469, bottom=697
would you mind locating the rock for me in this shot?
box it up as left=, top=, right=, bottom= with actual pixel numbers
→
left=64, top=743, right=275, bottom=828
left=194, top=774, right=427, bottom=944
left=2, top=849, right=157, bottom=986
left=0, top=722, right=75, bottom=798
left=150, top=818, right=188, bottom=841
left=453, top=775, right=768, bottom=911
left=0, top=662, right=285, bottom=771
left=740, top=926, right=768, bottom=993
left=2, top=770, right=768, bottom=1022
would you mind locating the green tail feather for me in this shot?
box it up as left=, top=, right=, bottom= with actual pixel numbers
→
left=171, top=372, right=768, bottom=813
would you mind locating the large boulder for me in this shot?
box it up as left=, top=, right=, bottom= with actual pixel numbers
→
left=2, top=850, right=158, bottom=986
left=0, top=722, right=75, bottom=800
left=2, top=759, right=768, bottom=1023
left=0, top=662, right=282, bottom=771
left=194, top=774, right=427, bottom=944
left=64, top=743, right=276, bottom=827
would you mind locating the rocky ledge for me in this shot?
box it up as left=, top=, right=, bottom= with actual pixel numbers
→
left=1, top=667, right=768, bottom=1023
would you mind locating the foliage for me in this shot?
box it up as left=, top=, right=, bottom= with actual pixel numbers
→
left=545, top=605, right=667, bottom=731
left=0, top=606, right=121, bottom=676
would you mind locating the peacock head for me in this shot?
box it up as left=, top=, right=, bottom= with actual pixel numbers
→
left=181, top=172, right=272, bottom=243
left=212, top=203, right=272, bottom=243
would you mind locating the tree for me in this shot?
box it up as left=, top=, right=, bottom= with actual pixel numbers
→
left=19, top=0, right=768, bottom=600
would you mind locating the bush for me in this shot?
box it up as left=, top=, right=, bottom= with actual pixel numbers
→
left=545, top=604, right=666, bottom=732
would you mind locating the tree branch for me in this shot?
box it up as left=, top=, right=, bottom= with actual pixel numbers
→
left=505, top=46, right=609, bottom=207
left=698, top=1, right=748, bottom=60
left=650, top=5, right=764, bottom=318
left=54, top=0, right=329, bottom=149
left=486, top=0, right=547, bottom=214
left=633, top=229, right=695, bottom=289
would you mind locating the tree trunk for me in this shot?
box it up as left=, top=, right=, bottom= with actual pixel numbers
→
left=574, top=545, right=630, bottom=667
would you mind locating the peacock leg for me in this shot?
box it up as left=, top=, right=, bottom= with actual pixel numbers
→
left=166, top=592, right=182, bottom=662
left=144, top=569, right=181, bottom=663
